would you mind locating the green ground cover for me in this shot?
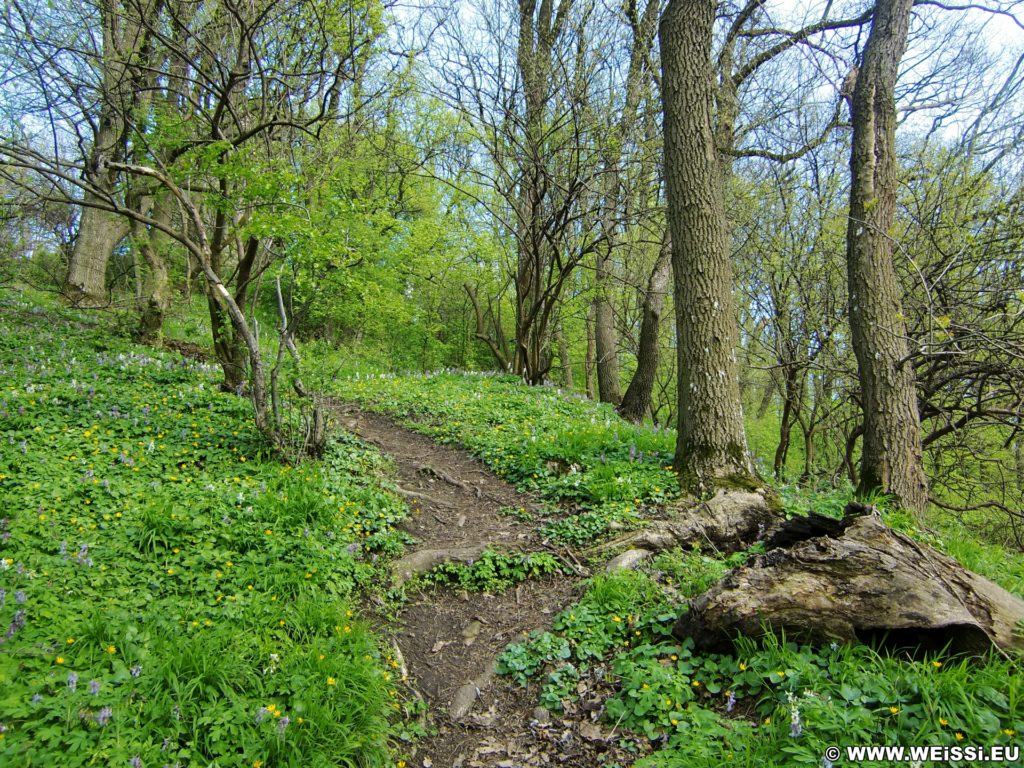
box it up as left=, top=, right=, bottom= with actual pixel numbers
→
left=335, top=370, right=1024, bottom=767
left=0, top=299, right=411, bottom=767
left=335, top=372, right=680, bottom=545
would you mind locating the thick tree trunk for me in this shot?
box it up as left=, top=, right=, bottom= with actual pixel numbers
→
left=66, top=0, right=144, bottom=306
left=67, top=197, right=129, bottom=306
left=846, top=0, right=928, bottom=514
left=619, top=235, right=671, bottom=423
left=661, top=0, right=754, bottom=493
left=674, top=508, right=1024, bottom=654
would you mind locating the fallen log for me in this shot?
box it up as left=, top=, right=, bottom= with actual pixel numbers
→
left=673, top=506, right=1024, bottom=655
left=590, top=489, right=780, bottom=558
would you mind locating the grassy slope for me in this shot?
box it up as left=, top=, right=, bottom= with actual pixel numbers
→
left=0, top=296, right=413, bottom=767
left=335, top=371, right=1024, bottom=767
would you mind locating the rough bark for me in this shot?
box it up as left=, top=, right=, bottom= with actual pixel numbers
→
left=591, top=490, right=779, bottom=559
left=585, top=304, right=596, bottom=399
left=674, top=508, right=1024, bottom=654
left=619, top=235, right=672, bottom=423
left=846, top=0, right=929, bottom=513
left=67, top=199, right=129, bottom=306
left=660, top=0, right=754, bottom=492
left=65, top=0, right=146, bottom=305
left=554, top=311, right=574, bottom=389
left=131, top=194, right=172, bottom=341
left=593, top=252, right=622, bottom=404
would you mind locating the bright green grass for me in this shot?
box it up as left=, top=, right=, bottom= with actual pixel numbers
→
left=334, top=372, right=680, bottom=544
left=0, top=296, right=409, bottom=767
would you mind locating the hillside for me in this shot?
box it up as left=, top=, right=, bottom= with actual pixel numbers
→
left=2, top=296, right=1022, bottom=767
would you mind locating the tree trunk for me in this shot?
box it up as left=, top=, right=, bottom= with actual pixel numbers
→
left=661, top=0, right=754, bottom=493
left=585, top=304, right=596, bottom=399
left=67, top=199, right=129, bottom=306
left=554, top=311, right=574, bottom=389
left=131, top=194, right=172, bottom=342
left=846, top=0, right=928, bottom=514
left=593, top=250, right=622, bottom=404
left=674, top=508, right=1024, bottom=654
left=511, top=0, right=571, bottom=386
left=65, top=0, right=143, bottom=306
left=593, top=0, right=659, bottom=405
left=773, top=366, right=804, bottom=480
left=619, top=235, right=671, bottom=423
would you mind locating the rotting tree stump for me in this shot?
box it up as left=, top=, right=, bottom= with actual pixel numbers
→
left=672, top=505, right=1024, bottom=655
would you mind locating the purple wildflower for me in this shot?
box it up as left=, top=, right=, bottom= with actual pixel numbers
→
left=95, top=706, right=113, bottom=726
left=31, top=693, right=43, bottom=705
left=67, top=672, right=78, bottom=691
left=130, top=755, right=142, bottom=768
left=255, top=707, right=269, bottom=724
left=130, top=664, right=142, bottom=678
left=2, top=609, right=26, bottom=642
left=789, top=705, right=802, bottom=738
left=0, top=588, right=5, bottom=608
left=278, top=716, right=290, bottom=734
left=725, top=690, right=736, bottom=713
left=14, top=590, right=26, bottom=604
left=89, top=680, right=100, bottom=695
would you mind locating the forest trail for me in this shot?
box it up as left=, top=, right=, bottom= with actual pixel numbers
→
left=335, top=406, right=626, bottom=768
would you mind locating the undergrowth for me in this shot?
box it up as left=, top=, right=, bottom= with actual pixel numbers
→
left=0, top=299, right=412, bottom=766
left=498, top=568, right=1024, bottom=767
left=416, top=549, right=565, bottom=593
left=334, top=372, right=679, bottom=546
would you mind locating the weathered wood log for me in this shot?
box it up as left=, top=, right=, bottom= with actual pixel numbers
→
left=591, top=489, right=780, bottom=557
left=674, top=508, right=1024, bottom=654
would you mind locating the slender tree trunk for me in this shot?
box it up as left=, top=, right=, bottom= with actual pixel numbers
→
left=511, top=0, right=570, bottom=385
left=554, top=311, right=574, bottom=389
left=773, top=367, right=803, bottom=480
left=130, top=194, right=172, bottom=341
left=846, top=0, right=928, bottom=514
left=593, top=0, right=659, bottom=404
left=619, top=235, right=671, bottom=423
left=661, top=0, right=754, bottom=493
left=594, top=251, right=622, bottom=403
left=585, top=304, right=596, bottom=399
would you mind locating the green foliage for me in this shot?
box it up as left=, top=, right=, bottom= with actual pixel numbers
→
left=333, top=372, right=679, bottom=545
left=779, top=483, right=858, bottom=520
left=418, top=549, right=565, bottom=593
left=0, top=299, right=411, bottom=766
left=651, top=546, right=747, bottom=599
left=497, top=571, right=675, bottom=687
left=497, top=557, right=1023, bottom=767
left=631, top=635, right=1024, bottom=767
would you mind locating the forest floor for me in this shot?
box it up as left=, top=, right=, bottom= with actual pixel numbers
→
left=335, top=405, right=635, bottom=767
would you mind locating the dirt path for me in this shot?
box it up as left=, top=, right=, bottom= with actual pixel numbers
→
left=335, top=406, right=629, bottom=768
